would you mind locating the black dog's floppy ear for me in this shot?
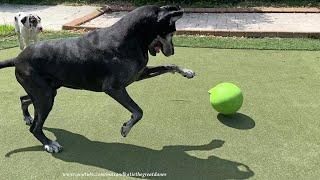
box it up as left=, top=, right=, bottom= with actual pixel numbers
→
left=21, top=16, right=28, bottom=25
left=158, top=6, right=184, bottom=25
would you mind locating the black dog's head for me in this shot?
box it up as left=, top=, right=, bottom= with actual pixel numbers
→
left=148, top=5, right=183, bottom=57
left=114, top=5, right=183, bottom=57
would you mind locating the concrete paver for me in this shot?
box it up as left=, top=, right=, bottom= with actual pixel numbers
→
left=82, top=12, right=320, bottom=33
left=0, top=4, right=98, bottom=31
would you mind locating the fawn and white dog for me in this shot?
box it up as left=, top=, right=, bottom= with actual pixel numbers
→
left=14, top=13, right=43, bottom=50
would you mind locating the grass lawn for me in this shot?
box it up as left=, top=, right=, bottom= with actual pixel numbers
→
left=0, top=27, right=82, bottom=50
left=1, top=25, right=320, bottom=51
left=1, top=46, right=320, bottom=179
left=0, top=25, right=15, bottom=37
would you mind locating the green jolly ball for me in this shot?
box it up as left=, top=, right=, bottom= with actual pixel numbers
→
left=208, top=83, right=243, bottom=115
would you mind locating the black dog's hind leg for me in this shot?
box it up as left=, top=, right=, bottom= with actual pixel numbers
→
left=28, top=87, right=62, bottom=153
left=16, top=71, right=62, bottom=153
left=137, top=64, right=195, bottom=81
left=106, top=88, right=143, bottom=137
left=20, top=95, right=33, bottom=125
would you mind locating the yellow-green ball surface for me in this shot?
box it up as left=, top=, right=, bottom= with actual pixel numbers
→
left=209, top=83, right=243, bottom=115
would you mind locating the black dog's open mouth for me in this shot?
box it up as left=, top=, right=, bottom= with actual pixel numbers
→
left=154, top=41, right=162, bottom=53
left=149, top=40, right=163, bottom=56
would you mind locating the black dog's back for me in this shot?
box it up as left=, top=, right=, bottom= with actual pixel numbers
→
left=14, top=36, right=111, bottom=91
left=14, top=5, right=163, bottom=91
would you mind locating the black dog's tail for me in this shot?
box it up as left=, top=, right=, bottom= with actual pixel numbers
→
left=0, top=58, right=15, bottom=69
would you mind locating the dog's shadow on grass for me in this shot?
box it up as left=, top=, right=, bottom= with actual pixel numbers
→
left=217, top=113, right=255, bottom=130
left=6, top=127, right=254, bottom=179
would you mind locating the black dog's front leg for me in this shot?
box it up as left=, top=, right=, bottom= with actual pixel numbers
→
left=106, top=88, right=143, bottom=137
left=137, top=64, right=195, bottom=81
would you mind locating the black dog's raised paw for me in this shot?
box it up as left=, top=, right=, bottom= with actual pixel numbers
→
left=120, top=123, right=132, bottom=137
left=182, top=69, right=195, bottom=79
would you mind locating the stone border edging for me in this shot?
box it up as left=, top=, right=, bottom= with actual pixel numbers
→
left=175, top=30, right=320, bottom=38
left=184, top=7, right=320, bottom=13
left=104, top=6, right=320, bottom=13
left=62, top=6, right=110, bottom=30
left=62, top=6, right=320, bottom=38
left=64, top=25, right=320, bottom=38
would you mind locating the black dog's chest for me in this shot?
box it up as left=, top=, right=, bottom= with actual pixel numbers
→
left=120, top=60, right=148, bottom=87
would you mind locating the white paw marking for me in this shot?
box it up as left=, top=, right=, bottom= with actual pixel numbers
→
left=44, top=141, right=63, bottom=153
left=121, top=125, right=132, bottom=137
left=182, top=69, right=195, bottom=79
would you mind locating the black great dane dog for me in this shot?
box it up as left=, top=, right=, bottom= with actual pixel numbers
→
left=0, top=5, right=195, bottom=153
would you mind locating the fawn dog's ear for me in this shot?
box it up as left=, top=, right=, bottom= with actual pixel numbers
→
left=21, top=16, right=28, bottom=25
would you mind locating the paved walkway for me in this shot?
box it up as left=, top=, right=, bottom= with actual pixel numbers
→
left=0, top=4, right=98, bottom=30
left=82, top=11, right=320, bottom=33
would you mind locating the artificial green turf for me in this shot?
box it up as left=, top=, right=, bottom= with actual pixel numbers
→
left=1, top=47, right=320, bottom=179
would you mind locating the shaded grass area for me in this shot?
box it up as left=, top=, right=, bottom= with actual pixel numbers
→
left=1, top=26, right=320, bottom=51
left=2, top=0, right=320, bottom=7
left=1, top=47, right=320, bottom=179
